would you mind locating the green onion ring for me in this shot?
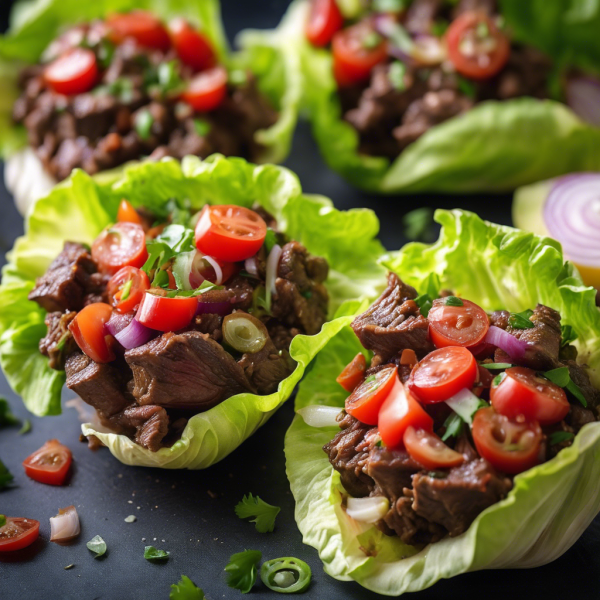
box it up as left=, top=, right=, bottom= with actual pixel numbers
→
left=260, top=557, right=311, bottom=593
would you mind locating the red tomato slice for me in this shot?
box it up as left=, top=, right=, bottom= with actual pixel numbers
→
left=408, top=346, right=478, bottom=403
left=336, top=353, right=367, bottom=392
left=332, top=21, right=388, bottom=86
left=181, top=66, right=228, bottom=112
left=345, top=364, right=398, bottom=425
left=107, top=266, right=150, bottom=314
left=472, top=407, right=542, bottom=474
left=403, top=426, right=465, bottom=470
left=117, top=199, right=142, bottom=225
left=170, top=18, right=216, bottom=71
left=23, top=439, right=72, bottom=486
left=0, top=518, right=40, bottom=552
left=44, top=48, right=98, bottom=95
left=490, top=367, right=570, bottom=426
left=378, top=379, right=434, bottom=449
left=137, top=291, right=198, bottom=332
left=106, top=11, right=171, bottom=51
left=428, top=298, right=489, bottom=348
left=306, top=0, right=343, bottom=47
left=69, top=302, right=115, bottom=363
left=92, top=222, right=148, bottom=276
left=446, top=11, right=510, bottom=80
left=195, top=205, right=267, bottom=263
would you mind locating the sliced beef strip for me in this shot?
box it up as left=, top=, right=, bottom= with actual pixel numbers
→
left=39, top=311, right=77, bottom=370
left=125, top=330, right=255, bottom=411
left=105, top=404, right=169, bottom=452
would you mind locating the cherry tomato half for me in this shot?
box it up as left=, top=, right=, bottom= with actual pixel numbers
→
left=195, top=205, right=267, bottom=263
left=446, top=11, right=510, bottom=80
left=136, top=291, right=198, bottom=332
left=44, top=48, right=98, bottom=95
left=306, top=0, right=343, bottom=47
left=428, top=298, right=489, bottom=348
left=472, top=407, right=542, bottom=474
left=336, top=353, right=367, bottom=393
left=181, top=66, right=228, bottom=112
left=378, top=378, right=434, bottom=449
left=170, top=18, right=216, bottom=71
left=403, top=426, right=464, bottom=470
left=332, top=21, right=388, bottom=86
left=23, top=439, right=72, bottom=486
left=117, top=199, right=142, bottom=225
left=345, top=364, right=398, bottom=425
left=0, top=518, right=40, bottom=552
left=107, top=266, right=150, bottom=314
left=106, top=11, right=171, bottom=51
left=92, top=222, right=148, bottom=276
left=189, top=253, right=236, bottom=288
left=69, top=302, right=115, bottom=363
left=408, top=346, right=478, bottom=404
left=490, top=367, right=570, bottom=426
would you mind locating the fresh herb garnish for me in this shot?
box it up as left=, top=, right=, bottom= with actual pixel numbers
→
left=415, top=293, right=433, bottom=317
left=509, top=309, right=534, bottom=330
left=560, top=325, right=578, bottom=347
left=229, top=69, right=248, bottom=86
left=170, top=575, right=205, bottom=600
left=157, top=60, right=185, bottom=95
left=376, top=440, right=384, bottom=448
left=544, top=367, right=587, bottom=407
left=493, top=372, right=507, bottom=387
left=166, top=198, right=193, bottom=227
left=235, top=494, right=281, bottom=533
left=548, top=431, right=575, bottom=446
left=135, top=109, right=154, bottom=141
left=427, top=471, right=448, bottom=479
left=372, top=0, right=407, bottom=11
left=444, top=296, right=463, bottom=307
left=0, top=397, right=19, bottom=427
left=402, top=207, right=434, bottom=242
left=94, top=78, right=134, bottom=103
left=362, top=31, right=383, bottom=49
left=0, top=459, right=14, bottom=489
left=431, top=19, right=449, bottom=37
left=264, top=228, right=278, bottom=253
left=18, top=419, right=31, bottom=435
left=144, top=546, right=170, bottom=561
left=225, top=550, right=262, bottom=593
left=364, top=375, right=377, bottom=384
left=388, top=61, right=407, bottom=91
left=457, top=76, right=476, bottom=99
left=120, top=279, right=133, bottom=302
left=156, top=224, right=196, bottom=254
left=193, top=118, right=211, bottom=137
left=0, top=515, right=5, bottom=527
left=87, top=535, right=107, bottom=558
left=476, top=20, right=490, bottom=38
left=480, top=363, right=513, bottom=370
left=442, top=412, right=463, bottom=441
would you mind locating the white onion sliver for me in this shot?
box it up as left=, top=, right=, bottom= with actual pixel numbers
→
left=266, top=244, right=283, bottom=298
left=203, top=255, right=223, bottom=285
left=346, top=497, right=389, bottom=524
left=297, top=405, right=342, bottom=428
left=171, top=251, right=195, bottom=291
left=244, top=256, right=258, bottom=277
left=445, top=388, right=481, bottom=425
left=50, top=505, right=80, bottom=543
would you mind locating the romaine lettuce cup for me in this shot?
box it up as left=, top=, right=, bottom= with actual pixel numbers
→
left=0, top=154, right=385, bottom=469
left=286, top=209, right=600, bottom=595
left=0, top=0, right=301, bottom=214
left=273, top=0, right=600, bottom=193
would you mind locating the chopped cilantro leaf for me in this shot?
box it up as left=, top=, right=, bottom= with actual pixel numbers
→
left=157, top=60, right=184, bottom=94
left=264, top=228, right=278, bottom=253
left=457, top=76, right=476, bottom=99
left=235, top=494, right=281, bottom=533
left=193, top=118, right=211, bottom=137
left=402, top=207, right=434, bottom=242
left=170, top=575, right=205, bottom=600
left=431, top=19, right=449, bottom=37
left=388, top=61, right=407, bottom=90
left=548, top=431, right=575, bottom=446
left=544, top=367, right=587, bottom=407
left=442, top=412, right=463, bottom=441
left=509, top=309, right=534, bottom=330
left=87, top=535, right=107, bottom=558
left=144, top=546, right=170, bottom=561
left=225, top=550, right=262, bottom=593
left=18, top=419, right=31, bottom=435
left=444, top=296, right=463, bottom=307
left=0, top=398, right=19, bottom=427
left=0, top=459, right=14, bottom=489
left=135, top=109, right=154, bottom=141
left=561, top=325, right=578, bottom=347
left=415, top=293, right=433, bottom=317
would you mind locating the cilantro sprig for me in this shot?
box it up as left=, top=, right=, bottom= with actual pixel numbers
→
left=170, top=575, right=205, bottom=600
left=225, top=550, right=262, bottom=593
left=234, top=494, right=281, bottom=533
left=544, top=367, right=587, bottom=407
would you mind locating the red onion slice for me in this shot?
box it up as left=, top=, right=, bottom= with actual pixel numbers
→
left=484, top=326, right=528, bottom=361
left=105, top=311, right=134, bottom=337
left=566, top=76, right=600, bottom=127
left=114, top=318, right=157, bottom=349
left=50, top=505, right=80, bottom=543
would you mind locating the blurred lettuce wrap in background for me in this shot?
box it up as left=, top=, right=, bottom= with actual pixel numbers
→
left=0, top=154, right=385, bottom=468
left=0, top=0, right=301, bottom=214
left=286, top=209, right=600, bottom=595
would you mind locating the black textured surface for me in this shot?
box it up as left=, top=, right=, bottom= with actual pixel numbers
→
left=1, top=1, right=599, bottom=599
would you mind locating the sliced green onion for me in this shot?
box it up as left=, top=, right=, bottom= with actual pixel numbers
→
left=388, top=61, right=407, bottom=91
left=120, top=279, right=133, bottom=302
left=193, top=118, right=211, bottom=137
left=480, top=363, right=513, bottom=370
left=223, top=314, right=268, bottom=354
left=260, top=557, right=312, bottom=594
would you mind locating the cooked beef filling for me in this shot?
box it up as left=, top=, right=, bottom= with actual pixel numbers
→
left=325, top=272, right=599, bottom=545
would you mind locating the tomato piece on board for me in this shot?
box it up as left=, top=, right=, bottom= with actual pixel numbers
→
left=345, top=364, right=398, bottom=425
left=378, top=378, right=434, bottom=449
left=92, top=222, right=148, bottom=276
left=44, top=48, right=98, bottom=95
left=472, top=407, right=542, bottom=474
left=408, top=346, right=478, bottom=403
left=117, top=199, right=142, bottom=225
left=107, top=266, right=150, bottom=314
left=332, top=21, right=388, bottom=86
left=306, top=0, right=343, bottom=47
left=403, top=426, right=464, bottom=470
left=490, top=367, right=570, bottom=426
left=446, top=11, right=510, bottom=80
left=428, top=298, right=489, bottom=348
left=336, top=353, right=367, bottom=392
left=181, top=66, right=228, bottom=112
left=136, top=291, right=198, bottom=332
left=0, top=518, right=40, bottom=552
left=195, top=205, right=267, bottom=263
left=106, top=11, right=171, bottom=51
left=69, top=302, right=115, bottom=363
left=23, top=439, right=72, bottom=486
left=170, top=18, right=216, bottom=71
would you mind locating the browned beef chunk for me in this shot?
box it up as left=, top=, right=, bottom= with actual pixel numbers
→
left=226, top=275, right=256, bottom=311
left=367, top=446, right=421, bottom=500
left=28, top=242, right=98, bottom=312
left=125, top=330, right=255, bottom=411
left=351, top=272, right=433, bottom=360
left=189, top=313, right=223, bottom=341
left=39, top=311, right=77, bottom=370
left=404, top=0, right=443, bottom=33
left=567, top=403, right=596, bottom=431
left=238, top=337, right=295, bottom=395
left=84, top=272, right=111, bottom=306
left=267, top=323, right=301, bottom=352
left=323, top=413, right=376, bottom=498
left=106, top=404, right=169, bottom=452
left=596, top=287, right=600, bottom=307
left=565, top=360, right=600, bottom=410
left=489, top=310, right=510, bottom=330
left=452, top=0, right=496, bottom=17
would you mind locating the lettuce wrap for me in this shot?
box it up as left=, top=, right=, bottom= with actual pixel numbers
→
left=286, top=209, right=600, bottom=595
left=0, top=154, right=386, bottom=468
left=0, top=0, right=301, bottom=214
left=273, top=0, right=600, bottom=193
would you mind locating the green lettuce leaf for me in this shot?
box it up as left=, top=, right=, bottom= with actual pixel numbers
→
left=287, top=0, right=600, bottom=192
left=286, top=209, right=600, bottom=594
left=0, top=154, right=385, bottom=469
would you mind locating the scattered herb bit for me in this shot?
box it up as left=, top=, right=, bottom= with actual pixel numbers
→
left=18, top=419, right=31, bottom=435
left=423, top=272, right=441, bottom=300
left=544, top=367, right=587, bottom=407
left=480, top=363, right=513, bottom=370
left=548, top=431, right=575, bottom=446
left=0, top=397, right=19, bottom=427
left=260, top=557, right=312, bottom=594
left=124, top=515, right=137, bottom=523
left=362, top=31, right=383, bottom=49
left=166, top=198, right=193, bottom=227
left=225, top=550, right=262, bottom=594
left=157, top=60, right=184, bottom=95
left=373, top=0, right=406, bottom=11
left=87, top=535, right=107, bottom=558
left=95, top=77, right=134, bottom=103
left=97, top=39, right=116, bottom=69
left=457, top=76, right=476, bottom=99
left=0, top=459, right=14, bottom=489
left=560, top=325, right=578, bottom=347
left=364, top=375, right=377, bottom=384
left=193, top=118, right=211, bottom=137
left=492, top=372, right=507, bottom=387
left=509, top=309, right=534, bottom=330
left=64, top=564, right=75, bottom=570
left=476, top=20, right=490, bottom=38
left=376, top=440, right=384, bottom=448
left=264, top=228, right=278, bottom=253
left=170, top=575, right=205, bottom=600
left=135, top=109, right=154, bottom=141
left=235, top=494, right=281, bottom=533
left=443, top=296, right=463, bottom=307
left=0, top=515, right=5, bottom=527
left=431, top=19, right=449, bottom=37
left=388, top=60, right=407, bottom=90
left=402, top=207, right=434, bottom=242
left=442, top=412, right=463, bottom=441
left=144, top=546, right=170, bottom=561
left=415, top=293, right=433, bottom=317
left=229, top=69, right=248, bottom=86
